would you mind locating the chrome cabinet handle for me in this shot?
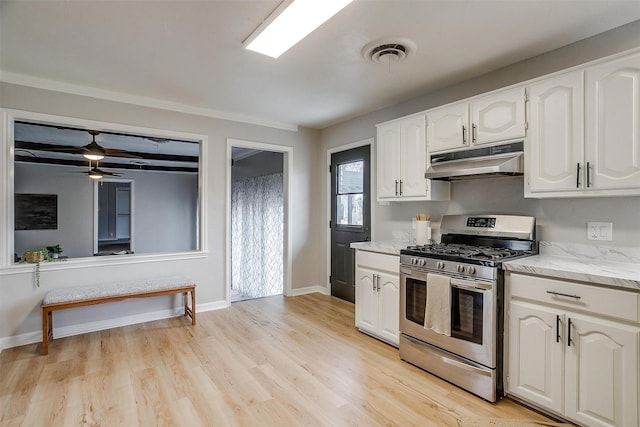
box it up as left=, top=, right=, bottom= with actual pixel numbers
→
left=556, top=315, right=561, bottom=343
left=586, top=162, right=591, bottom=188
left=462, top=125, right=467, bottom=144
left=472, top=123, right=477, bottom=143
left=399, top=180, right=403, bottom=195
left=372, top=274, right=376, bottom=291
left=546, top=290, right=581, bottom=300
left=376, top=274, right=380, bottom=291
left=395, top=180, right=398, bottom=196
left=567, top=318, right=573, bottom=347
left=576, top=163, right=581, bottom=188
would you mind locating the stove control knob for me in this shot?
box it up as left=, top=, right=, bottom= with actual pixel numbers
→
left=419, top=259, right=426, bottom=266
left=466, top=266, right=476, bottom=275
left=412, top=258, right=418, bottom=265
left=436, top=261, right=445, bottom=270
left=456, top=264, right=464, bottom=273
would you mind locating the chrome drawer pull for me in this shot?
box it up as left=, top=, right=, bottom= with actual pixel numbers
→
left=546, top=290, right=581, bottom=300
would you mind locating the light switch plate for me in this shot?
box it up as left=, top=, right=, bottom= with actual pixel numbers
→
left=587, top=222, right=613, bottom=241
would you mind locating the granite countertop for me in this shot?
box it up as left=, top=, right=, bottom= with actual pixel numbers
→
left=504, top=242, right=640, bottom=292
left=350, top=241, right=406, bottom=256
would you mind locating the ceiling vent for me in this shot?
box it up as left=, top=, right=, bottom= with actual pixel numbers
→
left=362, top=38, right=416, bottom=64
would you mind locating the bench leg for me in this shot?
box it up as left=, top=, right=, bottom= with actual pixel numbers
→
left=191, top=288, right=196, bottom=325
left=41, top=308, right=51, bottom=355
left=183, top=289, right=196, bottom=325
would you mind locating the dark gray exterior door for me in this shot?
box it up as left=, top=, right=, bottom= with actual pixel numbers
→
left=330, top=145, right=371, bottom=303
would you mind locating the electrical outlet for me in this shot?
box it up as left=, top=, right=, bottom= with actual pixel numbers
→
left=587, top=222, right=613, bottom=241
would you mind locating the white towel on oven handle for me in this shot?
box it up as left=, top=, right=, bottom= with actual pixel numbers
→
left=424, top=273, right=452, bottom=336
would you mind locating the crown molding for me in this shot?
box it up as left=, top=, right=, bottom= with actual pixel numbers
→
left=0, top=70, right=299, bottom=132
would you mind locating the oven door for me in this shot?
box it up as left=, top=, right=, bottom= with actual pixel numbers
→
left=400, top=266, right=496, bottom=368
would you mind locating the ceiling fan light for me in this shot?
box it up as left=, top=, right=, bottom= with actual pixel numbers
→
left=84, top=153, right=105, bottom=161
left=89, top=168, right=103, bottom=179
left=243, top=0, right=354, bottom=58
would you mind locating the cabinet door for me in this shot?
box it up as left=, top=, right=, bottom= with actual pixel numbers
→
left=565, top=314, right=639, bottom=427
left=377, top=271, right=399, bottom=346
left=355, top=267, right=378, bottom=335
left=471, top=87, right=526, bottom=145
left=527, top=71, right=584, bottom=194
left=376, top=121, right=402, bottom=199
left=585, top=53, right=640, bottom=191
left=508, top=301, right=564, bottom=414
left=399, top=115, right=427, bottom=197
left=425, top=102, right=469, bottom=153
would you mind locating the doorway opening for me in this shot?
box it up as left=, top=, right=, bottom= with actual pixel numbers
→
left=94, top=179, right=133, bottom=255
left=230, top=146, right=285, bottom=302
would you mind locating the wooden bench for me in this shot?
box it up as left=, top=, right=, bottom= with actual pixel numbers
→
left=41, top=276, right=196, bottom=355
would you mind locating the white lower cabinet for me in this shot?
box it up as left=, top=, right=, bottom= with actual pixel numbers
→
left=508, top=301, right=564, bottom=413
left=507, top=272, right=640, bottom=427
left=354, top=250, right=399, bottom=346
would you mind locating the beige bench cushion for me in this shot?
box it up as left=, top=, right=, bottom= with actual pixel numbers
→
left=42, top=276, right=194, bottom=305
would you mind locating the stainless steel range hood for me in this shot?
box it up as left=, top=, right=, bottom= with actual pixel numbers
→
left=425, top=141, right=524, bottom=181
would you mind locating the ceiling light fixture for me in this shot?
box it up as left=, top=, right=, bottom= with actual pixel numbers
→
left=89, top=167, right=103, bottom=180
left=83, top=131, right=106, bottom=161
left=243, top=0, right=354, bottom=58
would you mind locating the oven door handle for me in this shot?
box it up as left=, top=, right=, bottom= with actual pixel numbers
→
left=450, top=278, right=492, bottom=292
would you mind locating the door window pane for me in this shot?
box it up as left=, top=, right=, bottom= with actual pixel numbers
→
left=337, top=194, right=363, bottom=225
left=337, top=161, right=364, bottom=225
left=338, top=161, right=363, bottom=194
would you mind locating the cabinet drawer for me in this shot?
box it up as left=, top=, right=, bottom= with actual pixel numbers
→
left=509, top=273, right=639, bottom=323
left=355, top=251, right=399, bottom=274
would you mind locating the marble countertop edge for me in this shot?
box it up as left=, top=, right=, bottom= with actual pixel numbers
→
left=350, top=241, right=405, bottom=256
left=504, top=255, right=640, bottom=291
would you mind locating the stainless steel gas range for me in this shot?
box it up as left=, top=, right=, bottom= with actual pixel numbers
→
left=399, top=214, right=536, bottom=402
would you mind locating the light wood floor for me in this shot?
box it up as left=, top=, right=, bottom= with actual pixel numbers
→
left=0, top=293, right=566, bottom=426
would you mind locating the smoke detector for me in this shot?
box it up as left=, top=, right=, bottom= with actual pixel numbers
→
left=362, top=38, right=416, bottom=64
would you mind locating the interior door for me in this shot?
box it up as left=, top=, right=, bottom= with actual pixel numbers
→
left=330, top=145, right=371, bottom=303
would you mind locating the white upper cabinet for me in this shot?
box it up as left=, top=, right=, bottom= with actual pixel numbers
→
left=425, top=102, right=469, bottom=152
left=526, top=51, right=640, bottom=198
left=426, top=87, right=526, bottom=153
left=471, top=87, right=527, bottom=145
left=376, top=113, right=450, bottom=201
left=527, top=70, right=584, bottom=194
left=585, top=53, right=640, bottom=191
left=376, top=120, right=402, bottom=199
left=400, top=114, right=429, bottom=197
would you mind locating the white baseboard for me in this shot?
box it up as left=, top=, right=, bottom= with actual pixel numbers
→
left=197, top=300, right=229, bottom=312
left=289, top=285, right=330, bottom=297
left=0, top=300, right=227, bottom=353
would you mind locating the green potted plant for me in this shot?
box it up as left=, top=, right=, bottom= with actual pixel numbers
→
left=46, top=244, right=63, bottom=259
left=21, top=246, right=64, bottom=287
left=21, top=247, right=52, bottom=287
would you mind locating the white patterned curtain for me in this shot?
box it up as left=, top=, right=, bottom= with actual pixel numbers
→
left=231, top=172, right=284, bottom=298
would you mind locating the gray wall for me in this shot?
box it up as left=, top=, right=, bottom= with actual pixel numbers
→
left=0, top=83, right=323, bottom=342
left=320, top=21, right=640, bottom=258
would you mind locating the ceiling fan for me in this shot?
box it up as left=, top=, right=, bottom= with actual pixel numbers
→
left=80, top=160, right=121, bottom=180
left=81, top=130, right=141, bottom=160
left=33, top=129, right=142, bottom=159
